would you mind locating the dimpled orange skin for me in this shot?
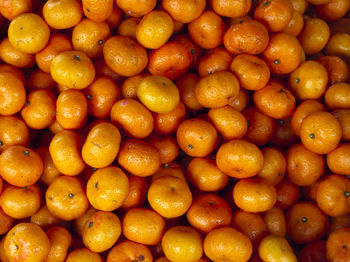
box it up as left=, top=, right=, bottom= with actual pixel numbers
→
left=66, top=248, right=103, bottom=262
left=86, top=166, right=129, bottom=211
left=83, top=211, right=122, bottom=253
left=300, top=111, right=342, bottom=154
left=117, top=138, right=161, bottom=177
left=324, top=82, right=350, bottom=110
left=216, top=139, right=264, bottom=179
left=0, top=38, right=35, bottom=69
left=0, top=116, right=29, bottom=152
left=147, top=175, right=192, bottom=218
left=45, top=226, right=72, bottom=262
left=107, top=240, right=153, bottom=262
left=103, top=35, right=148, bottom=77
left=122, top=207, right=166, bottom=245
left=0, top=207, right=14, bottom=235
left=210, top=0, right=251, bottom=18
left=111, top=98, right=154, bottom=139
left=327, top=143, right=350, bottom=175
left=49, top=130, right=85, bottom=176
left=82, top=0, right=113, bottom=22
left=176, top=118, right=218, bottom=157
left=82, top=122, right=121, bottom=168
left=162, top=0, right=206, bottom=23
left=4, top=223, right=50, bottom=262
left=0, top=146, right=43, bottom=187
left=30, top=204, right=61, bottom=230
left=0, top=0, right=32, bottom=21
left=233, top=178, right=277, bottom=213
left=46, top=176, right=89, bottom=221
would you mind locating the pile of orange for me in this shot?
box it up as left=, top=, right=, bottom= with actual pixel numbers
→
left=0, top=0, right=350, bottom=261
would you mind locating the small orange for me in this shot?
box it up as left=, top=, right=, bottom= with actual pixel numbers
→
left=318, top=55, right=350, bottom=84
left=317, top=0, right=350, bottom=21
left=120, top=175, right=148, bottom=210
left=300, top=111, right=342, bottom=154
left=176, top=118, right=218, bottom=157
left=66, top=248, right=103, bottom=262
left=327, top=143, right=350, bottom=175
left=0, top=116, right=29, bottom=152
left=73, top=206, right=97, bottom=236
left=150, top=162, right=186, bottom=183
left=263, top=206, right=286, bottom=237
left=332, top=109, right=350, bottom=141
left=82, top=211, right=121, bottom=252
left=0, top=184, right=41, bottom=219
left=154, top=101, right=187, bottom=134
left=103, top=35, right=148, bottom=77
left=0, top=0, right=32, bottom=20
left=82, top=0, right=113, bottom=22
left=30, top=204, right=61, bottom=229
left=325, top=33, right=350, bottom=63
left=0, top=145, right=43, bottom=187
left=123, top=207, right=166, bottom=245
left=233, top=178, right=277, bottom=213
left=231, top=54, right=270, bottom=91
left=326, top=228, right=350, bottom=262
left=147, top=175, right=192, bottom=218
left=46, top=176, right=89, bottom=221
left=162, top=226, right=203, bottom=262
left=270, top=117, right=299, bottom=148
left=43, top=0, right=83, bottom=29
left=0, top=64, right=26, bottom=86
left=0, top=38, right=35, bottom=68
left=116, top=0, right=156, bottom=17
left=161, top=0, right=206, bottom=23
left=188, top=10, right=225, bottom=50
left=176, top=74, right=203, bottom=111
left=72, top=19, right=111, bottom=59
left=86, top=166, right=129, bottom=211
left=146, top=133, right=179, bottom=164
left=216, top=139, right=264, bottom=178
left=107, top=240, right=153, bottom=262
left=50, top=51, right=95, bottom=90
left=46, top=226, right=72, bottom=262
left=276, top=178, right=301, bottom=210
left=258, top=235, right=297, bottom=262
left=117, top=138, right=161, bottom=177
left=172, top=34, right=203, bottom=70
left=324, top=82, right=350, bottom=110
left=136, top=10, right=174, bottom=49
left=282, top=10, right=304, bottom=37
left=0, top=207, right=14, bottom=235
left=27, top=69, right=56, bottom=93
left=204, top=227, right=253, bottom=262
left=210, top=0, right=251, bottom=18
left=4, top=223, right=50, bottom=262
left=117, top=17, right=140, bottom=38
left=197, top=47, right=233, bottom=77
left=290, top=0, right=306, bottom=13
left=121, top=73, right=148, bottom=99
left=106, top=5, right=122, bottom=29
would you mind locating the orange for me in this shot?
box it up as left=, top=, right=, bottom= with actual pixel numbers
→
left=82, top=122, right=121, bottom=168
left=300, top=111, right=342, bottom=154
left=276, top=178, right=301, bottom=210
left=197, top=47, right=233, bottom=77
left=0, top=0, right=32, bottom=20
left=324, top=82, right=350, bottom=110
left=162, top=0, right=205, bottom=23
left=0, top=184, right=41, bottom=219
left=317, top=0, right=350, bottom=21
left=329, top=214, right=350, bottom=233
left=21, top=89, right=56, bottom=130
left=107, top=240, right=153, bottom=262
left=46, top=176, right=89, bottom=221
left=210, top=0, right=251, bottom=18
left=208, top=106, right=247, bottom=140
left=66, top=248, right=103, bottom=262
left=43, top=0, right=83, bottom=29
left=0, top=38, right=35, bottom=68
left=231, top=54, right=270, bottom=91
left=176, top=118, right=218, bottom=157
left=234, top=178, right=277, bottom=213
left=86, top=166, right=129, bottom=211
left=147, top=175, right=192, bottom=218
left=154, top=101, right=187, bottom=134
left=263, top=206, right=286, bottom=237
left=103, top=35, right=148, bottom=77
left=224, top=19, right=269, bottom=55
left=188, top=10, right=225, bottom=50
left=262, top=33, right=302, bottom=75
left=136, top=11, right=174, bottom=49
left=0, top=207, right=14, bottom=235
left=50, top=51, right=95, bottom=90
left=117, top=17, right=140, bottom=38
left=232, top=210, right=267, bottom=248
left=291, top=100, right=326, bottom=137
left=0, top=116, right=29, bottom=152
left=120, top=175, right=148, bottom=210
left=204, top=227, right=252, bottom=262
left=121, top=73, right=148, bottom=99
left=257, top=147, right=286, bottom=186
left=258, top=235, right=297, bottom=262
left=46, top=226, right=72, bottom=262
left=216, top=139, right=264, bottom=178
left=0, top=64, right=26, bottom=86
left=316, top=174, right=350, bottom=217
left=286, top=202, right=329, bottom=244
left=288, top=60, right=328, bottom=100
left=162, top=226, right=203, bottom=262
left=147, top=41, right=191, bottom=80
left=282, top=10, right=304, bottom=37
left=73, top=206, right=97, bottom=236
left=299, top=18, right=330, bottom=55
left=147, top=133, right=179, bottom=164
left=82, top=0, right=113, bottom=22
left=195, top=71, right=240, bottom=109
left=49, top=130, right=85, bottom=176
left=117, top=138, right=160, bottom=177
left=253, top=82, right=296, bottom=119
left=0, top=145, right=43, bottom=187
left=27, top=69, right=56, bottom=93
left=116, top=0, right=156, bottom=17
left=287, top=143, right=325, bottom=186
left=122, top=207, right=166, bottom=245
left=327, top=143, right=350, bottom=175
left=110, top=98, right=154, bottom=139
left=270, top=117, right=299, bottom=148
left=72, top=19, right=111, bottom=59
left=137, top=75, right=180, bottom=114
left=176, top=74, right=203, bottom=111
left=317, top=55, right=350, bottom=84
left=8, top=13, right=50, bottom=54
left=82, top=211, right=121, bottom=252
left=35, top=33, right=73, bottom=73
left=84, top=76, right=120, bottom=119
left=0, top=72, right=26, bottom=116
left=332, top=110, right=350, bottom=141
left=325, top=33, right=350, bottom=63
left=30, top=204, right=61, bottom=229
left=173, top=34, right=203, bottom=71
left=106, top=5, right=122, bottom=29
left=150, top=162, right=186, bottom=183
left=326, top=228, right=350, bottom=262
left=187, top=194, right=232, bottom=234
left=4, top=223, right=50, bottom=262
